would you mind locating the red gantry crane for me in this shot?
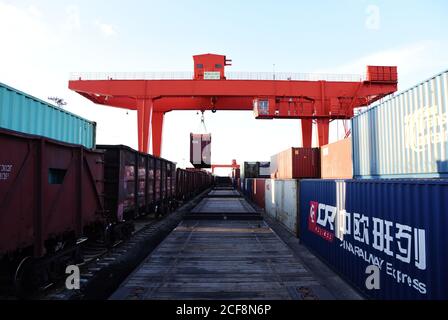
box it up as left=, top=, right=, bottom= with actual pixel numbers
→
left=211, top=159, right=240, bottom=177
left=69, top=54, right=398, bottom=156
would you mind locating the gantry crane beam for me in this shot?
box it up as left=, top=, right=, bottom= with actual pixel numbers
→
left=211, top=160, right=240, bottom=174
left=69, top=53, right=397, bottom=156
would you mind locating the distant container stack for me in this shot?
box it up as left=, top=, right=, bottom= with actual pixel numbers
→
left=190, top=133, right=211, bottom=168
left=0, top=81, right=96, bottom=149
left=270, top=147, right=320, bottom=179
left=352, top=70, right=448, bottom=178
left=241, top=161, right=270, bottom=179
left=320, top=138, right=353, bottom=179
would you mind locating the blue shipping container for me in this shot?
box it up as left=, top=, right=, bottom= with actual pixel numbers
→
left=0, top=82, right=96, bottom=148
left=299, top=179, right=448, bottom=300
left=244, top=178, right=254, bottom=200
left=352, top=70, right=448, bottom=178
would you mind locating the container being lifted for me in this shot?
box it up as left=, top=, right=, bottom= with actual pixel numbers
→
left=190, top=133, right=211, bottom=168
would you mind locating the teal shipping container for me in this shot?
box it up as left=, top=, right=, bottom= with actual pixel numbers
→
left=0, top=82, right=96, bottom=148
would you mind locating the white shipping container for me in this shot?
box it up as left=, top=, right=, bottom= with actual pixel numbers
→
left=259, top=162, right=271, bottom=177
left=264, top=179, right=275, bottom=219
left=264, top=179, right=299, bottom=236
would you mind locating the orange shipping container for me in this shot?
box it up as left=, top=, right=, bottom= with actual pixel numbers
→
left=320, top=138, right=353, bottom=179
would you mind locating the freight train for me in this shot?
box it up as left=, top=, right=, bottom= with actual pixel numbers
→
left=0, top=128, right=213, bottom=294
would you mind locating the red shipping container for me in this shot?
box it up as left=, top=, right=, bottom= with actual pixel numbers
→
left=252, top=178, right=266, bottom=209
left=270, top=147, right=320, bottom=179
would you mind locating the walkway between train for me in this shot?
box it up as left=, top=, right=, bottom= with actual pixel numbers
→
left=110, top=188, right=359, bottom=300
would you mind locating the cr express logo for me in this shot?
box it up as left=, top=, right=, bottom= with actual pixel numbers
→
left=307, top=201, right=427, bottom=271
left=308, top=201, right=335, bottom=242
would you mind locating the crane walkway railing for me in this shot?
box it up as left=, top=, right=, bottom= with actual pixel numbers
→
left=70, top=71, right=364, bottom=82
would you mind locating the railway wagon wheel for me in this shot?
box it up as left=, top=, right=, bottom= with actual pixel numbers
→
left=14, top=256, right=37, bottom=297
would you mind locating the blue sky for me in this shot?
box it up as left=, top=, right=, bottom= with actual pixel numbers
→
left=0, top=0, right=447, bottom=174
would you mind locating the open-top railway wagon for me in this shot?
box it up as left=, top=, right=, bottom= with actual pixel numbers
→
left=0, top=129, right=213, bottom=295
left=0, top=128, right=104, bottom=293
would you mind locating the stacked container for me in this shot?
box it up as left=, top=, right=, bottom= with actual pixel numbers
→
left=352, top=70, right=448, bottom=178
left=299, top=179, right=448, bottom=299
left=264, top=179, right=299, bottom=236
left=320, top=138, right=353, bottom=179
left=298, top=69, right=448, bottom=300
left=241, top=161, right=270, bottom=179
left=270, top=147, right=320, bottom=179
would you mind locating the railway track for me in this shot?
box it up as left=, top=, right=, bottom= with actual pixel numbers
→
left=109, top=187, right=345, bottom=300
left=3, top=185, right=361, bottom=300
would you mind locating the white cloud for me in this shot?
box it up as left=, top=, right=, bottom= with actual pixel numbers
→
left=65, top=5, right=81, bottom=31
left=95, top=20, right=117, bottom=36
left=0, top=2, right=51, bottom=88
left=365, top=4, right=381, bottom=31
left=0, top=3, right=47, bottom=45
left=27, top=5, right=42, bottom=18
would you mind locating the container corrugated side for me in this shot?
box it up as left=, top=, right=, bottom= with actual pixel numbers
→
left=190, top=133, right=211, bottom=168
left=270, top=147, right=320, bottom=179
left=265, top=179, right=275, bottom=219
left=299, top=179, right=448, bottom=300
left=258, top=162, right=270, bottom=177
left=0, top=82, right=96, bottom=148
left=352, top=70, right=448, bottom=178
left=252, top=178, right=266, bottom=209
left=275, top=179, right=299, bottom=236
left=242, top=162, right=259, bottom=179
left=264, top=179, right=299, bottom=236
left=321, top=138, right=353, bottom=179
left=243, top=178, right=254, bottom=200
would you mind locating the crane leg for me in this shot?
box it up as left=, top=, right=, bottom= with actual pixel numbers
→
left=152, top=111, right=164, bottom=157
left=137, top=99, right=153, bottom=153
left=317, top=118, right=330, bottom=146
left=301, top=119, right=312, bottom=148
